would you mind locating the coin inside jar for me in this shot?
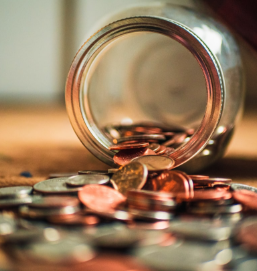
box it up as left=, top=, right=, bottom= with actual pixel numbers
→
left=110, top=162, right=148, bottom=195
left=109, top=142, right=150, bottom=150
left=131, top=155, right=175, bottom=172
left=66, top=174, right=110, bottom=187
left=113, top=147, right=156, bottom=166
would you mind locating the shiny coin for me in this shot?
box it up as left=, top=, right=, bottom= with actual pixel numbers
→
left=129, top=209, right=173, bottom=221
left=33, top=177, right=81, bottom=194
left=232, top=189, right=257, bottom=211
left=109, top=142, right=149, bottom=150
left=230, top=183, right=257, bottom=193
left=155, top=145, right=167, bottom=155
left=179, top=190, right=232, bottom=202
left=0, top=215, right=17, bottom=236
left=66, top=174, right=110, bottom=187
left=29, top=196, right=79, bottom=209
left=148, top=171, right=190, bottom=198
left=78, top=170, right=109, bottom=175
left=110, top=162, right=148, bottom=195
left=189, top=175, right=210, bottom=181
left=131, top=155, right=175, bottom=172
left=168, top=219, right=234, bottom=241
left=0, top=186, right=33, bottom=199
left=78, top=184, right=126, bottom=212
left=113, top=147, right=156, bottom=166
left=115, top=134, right=166, bottom=144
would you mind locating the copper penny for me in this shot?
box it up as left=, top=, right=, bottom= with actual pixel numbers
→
left=163, top=147, right=175, bottom=156
left=131, top=155, right=175, bottom=172
left=148, top=171, right=190, bottom=198
left=232, top=189, right=257, bottom=211
left=148, top=143, right=161, bottom=152
left=155, top=145, right=167, bottom=155
left=189, top=175, right=210, bottom=181
left=116, top=134, right=166, bottom=144
left=176, top=171, right=194, bottom=198
left=110, top=162, right=148, bottom=195
left=179, top=190, right=232, bottom=202
left=78, top=184, right=126, bottom=212
left=113, top=147, right=156, bottom=166
left=109, top=142, right=149, bottom=150
left=192, top=177, right=232, bottom=187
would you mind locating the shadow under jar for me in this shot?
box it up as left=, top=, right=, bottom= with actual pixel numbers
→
left=66, top=2, right=244, bottom=173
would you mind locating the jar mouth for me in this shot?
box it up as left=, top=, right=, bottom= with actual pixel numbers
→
left=66, top=16, right=224, bottom=168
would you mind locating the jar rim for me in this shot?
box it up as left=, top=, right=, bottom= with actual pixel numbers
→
left=65, top=16, right=224, bottom=168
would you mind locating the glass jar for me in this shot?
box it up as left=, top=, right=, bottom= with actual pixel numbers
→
left=65, top=2, right=244, bottom=173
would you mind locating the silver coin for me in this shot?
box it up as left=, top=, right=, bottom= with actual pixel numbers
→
left=0, top=195, right=36, bottom=208
left=129, top=209, right=173, bottom=221
left=0, top=186, right=33, bottom=199
left=0, top=215, right=17, bottom=236
left=48, top=173, right=77, bottom=179
left=78, top=170, right=110, bottom=175
left=134, top=240, right=218, bottom=271
left=15, top=235, right=95, bottom=264
left=86, top=224, right=141, bottom=249
left=108, top=168, right=119, bottom=174
left=230, top=183, right=257, bottom=193
left=131, top=155, right=175, bottom=171
left=85, top=209, right=132, bottom=222
left=168, top=219, right=234, bottom=241
left=66, top=174, right=110, bottom=187
left=189, top=203, right=242, bottom=215
left=33, top=177, right=81, bottom=194
left=19, top=205, right=80, bottom=219
left=235, top=259, right=257, bottom=271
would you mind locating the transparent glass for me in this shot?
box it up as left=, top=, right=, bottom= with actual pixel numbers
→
left=66, top=2, right=244, bottom=173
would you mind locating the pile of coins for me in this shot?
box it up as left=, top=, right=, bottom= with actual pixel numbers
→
left=0, top=123, right=257, bottom=270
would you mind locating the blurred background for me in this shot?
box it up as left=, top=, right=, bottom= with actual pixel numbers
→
left=1, top=0, right=257, bottom=106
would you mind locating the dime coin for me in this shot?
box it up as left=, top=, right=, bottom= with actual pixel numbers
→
left=232, top=189, right=257, bottom=211
left=131, top=155, right=175, bottom=172
left=0, top=186, right=33, bottom=199
left=113, top=147, right=156, bottom=166
left=109, top=142, right=149, bottom=150
left=33, top=177, right=81, bottom=194
left=66, top=174, right=110, bottom=187
left=110, top=162, right=148, bottom=195
left=78, top=185, right=126, bottom=212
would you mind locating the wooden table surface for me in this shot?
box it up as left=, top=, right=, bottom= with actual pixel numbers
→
left=0, top=105, right=257, bottom=188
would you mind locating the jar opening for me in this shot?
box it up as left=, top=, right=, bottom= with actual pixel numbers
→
left=66, top=16, right=224, bottom=168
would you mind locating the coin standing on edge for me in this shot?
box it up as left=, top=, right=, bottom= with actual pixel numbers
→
left=110, top=162, right=148, bottom=195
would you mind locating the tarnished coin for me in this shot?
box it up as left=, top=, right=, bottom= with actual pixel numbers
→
left=66, top=174, right=110, bottom=187
left=29, top=196, right=79, bottom=209
left=115, top=134, right=166, bottom=144
left=148, top=171, right=190, bottom=198
left=0, top=186, right=33, bottom=199
left=78, top=185, right=126, bottom=212
left=109, top=142, right=149, bottom=150
left=131, top=155, right=175, bottom=172
left=232, top=189, right=257, bottom=211
left=110, top=162, right=148, bottom=195
left=113, top=147, right=156, bottom=166
left=33, top=177, right=81, bottom=194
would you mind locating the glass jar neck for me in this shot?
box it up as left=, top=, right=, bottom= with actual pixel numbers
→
left=65, top=16, right=224, bottom=168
